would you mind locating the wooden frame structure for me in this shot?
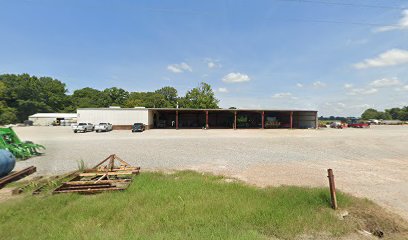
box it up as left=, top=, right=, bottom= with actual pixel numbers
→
left=53, top=154, right=140, bottom=194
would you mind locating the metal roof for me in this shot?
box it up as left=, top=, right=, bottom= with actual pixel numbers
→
left=78, top=108, right=317, bottom=112
left=29, top=113, right=77, bottom=118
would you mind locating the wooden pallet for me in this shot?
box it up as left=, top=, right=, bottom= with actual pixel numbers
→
left=53, top=182, right=130, bottom=194
left=52, top=154, right=139, bottom=194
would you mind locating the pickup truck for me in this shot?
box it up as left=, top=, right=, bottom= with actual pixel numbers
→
left=72, top=123, right=94, bottom=133
left=95, top=123, right=113, bottom=132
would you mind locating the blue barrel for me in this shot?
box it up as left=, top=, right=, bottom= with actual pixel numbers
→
left=0, top=150, right=16, bottom=178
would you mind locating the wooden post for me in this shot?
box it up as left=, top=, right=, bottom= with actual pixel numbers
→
left=327, top=169, right=338, bottom=210
left=234, top=111, right=237, bottom=130
left=176, top=110, right=179, bottom=130
left=261, top=111, right=265, bottom=129
left=290, top=111, right=293, bottom=129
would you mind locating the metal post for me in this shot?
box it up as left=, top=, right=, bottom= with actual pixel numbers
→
left=234, top=111, right=237, bottom=130
left=290, top=111, right=293, bottom=129
left=206, top=110, right=209, bottom=129
left=327, top=169, right=338, bottom=210
left=176, top=110, right=179, bottom=130
left=261, top=111, right=265, bottom=129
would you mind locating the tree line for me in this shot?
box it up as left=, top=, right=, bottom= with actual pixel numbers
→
left=361, top=107, right=408, bottom=121
left=0, top=73, right=219, bottom=124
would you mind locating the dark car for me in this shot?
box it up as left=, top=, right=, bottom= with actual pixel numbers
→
left=132, top=123, right=145, bottom=132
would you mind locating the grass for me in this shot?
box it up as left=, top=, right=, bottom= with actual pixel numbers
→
left=76, top=159, right=87, bottom=172
left=0, top=171, right=407, bottom=240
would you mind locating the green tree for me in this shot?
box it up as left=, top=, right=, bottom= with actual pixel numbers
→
left=0, top=101, right=17, bottom=125
left=0, top=74, right=69, bottom=122
left=377, top=111, right=392, bottom=120
left=69, top=87, right=110, bottom=109
left=124, top=92, right=169, bottom=108
left=396, top=106, right=408, bottom=121
left=361, top=108, right=380, bottom=120
left=155, top=86, right=178, bottom=107
left=385, top=108, right=403, bottom=120
left=36, top=76, right=69, bottom=112
left=183, top=82, right=219, bottom=109
left=103, top=87, right=129, bottom=106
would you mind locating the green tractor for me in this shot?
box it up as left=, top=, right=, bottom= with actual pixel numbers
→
left=0, top=127, right=45, bottom=159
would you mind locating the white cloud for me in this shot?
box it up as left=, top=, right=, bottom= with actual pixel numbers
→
left=375, top=10, right=408, bottom=32
left=167, top=65, right=182, bottom=73
left=167, top=62, right=192, bottom=73
left=217, top=87, right=228, bottom=93
left=403, top=85, right=408, bottom=91
left=347, top=88, right=378, bottom=96
left=296, top=83, right=303, bottom=88
left=222, top=72, right=251, bottom=83
left=272, top=92, right=298, bottom=100
left=208, top=62, right=216, bottom=68
left=205, top=58, right=221, bottom=69
left=344, top=83, right=353, bottom=89
left=354, top=49, right=408, bottom=69
left=349, top=103, right=371, bottom=109
left=369, top=77, right=401, bottom=87
left=313, top=81, right=326, bottom=88
left=337, top=102, right=346, bottom=108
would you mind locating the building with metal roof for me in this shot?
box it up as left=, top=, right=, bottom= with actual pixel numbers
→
left=28, top=113, right=77, bottom=126
left=77, top=108, right=318, bottom=130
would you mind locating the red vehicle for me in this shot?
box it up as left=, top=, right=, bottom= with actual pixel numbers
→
left=348, top=122, right=370, bottom=128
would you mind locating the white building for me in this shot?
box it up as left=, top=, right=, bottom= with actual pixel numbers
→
left=77, top=107, right=318, bottom=130
left=77, top=108, right=153, bottom=129
left=28, top=113, right=77, bottom=126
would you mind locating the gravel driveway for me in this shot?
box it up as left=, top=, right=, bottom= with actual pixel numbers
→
left=14, top=125, right=408, bottom=220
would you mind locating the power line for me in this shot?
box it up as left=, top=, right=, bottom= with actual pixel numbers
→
left=274, top=18, right=396, bottom=27
left=275, top=0, right=407, bottom=10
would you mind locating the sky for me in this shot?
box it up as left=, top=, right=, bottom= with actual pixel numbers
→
left=1, top=0, right=408, bottom=117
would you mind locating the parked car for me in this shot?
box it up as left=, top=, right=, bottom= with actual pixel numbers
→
left=72, top=123, right=94, bottom=133
left=132, top=123, right=145, bottom=132
left=95, top=123, right=113, bottom=132
left=329, top=121, right=343, bottom=129
left=368, top=119, right=381, bottom=125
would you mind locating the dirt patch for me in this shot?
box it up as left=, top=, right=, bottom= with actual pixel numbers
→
left=346, top=202, right=408, bottom=240
left=0, top=188, right=22, bottom=203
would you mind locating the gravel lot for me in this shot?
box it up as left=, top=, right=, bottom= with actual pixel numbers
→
left=14, top=125, right=408, bottom=220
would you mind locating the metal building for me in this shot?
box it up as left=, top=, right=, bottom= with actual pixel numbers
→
left=77, top=108, right=318, bottom=130
left=77, top=108, right=153, bottom=129
left=28, top=113, right=77, bottom=126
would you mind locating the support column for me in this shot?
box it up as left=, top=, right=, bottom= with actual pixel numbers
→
left=234, top=111, right=237, bottom=130
left=205, top=110, right=209, bottom=129
left=290, top=111, right=293, bottom=129
left=261, top=111, right=265, bottom=129
left=176, top=110, right=179, bottom=130
left=315, top=112, right=318, bottom=129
